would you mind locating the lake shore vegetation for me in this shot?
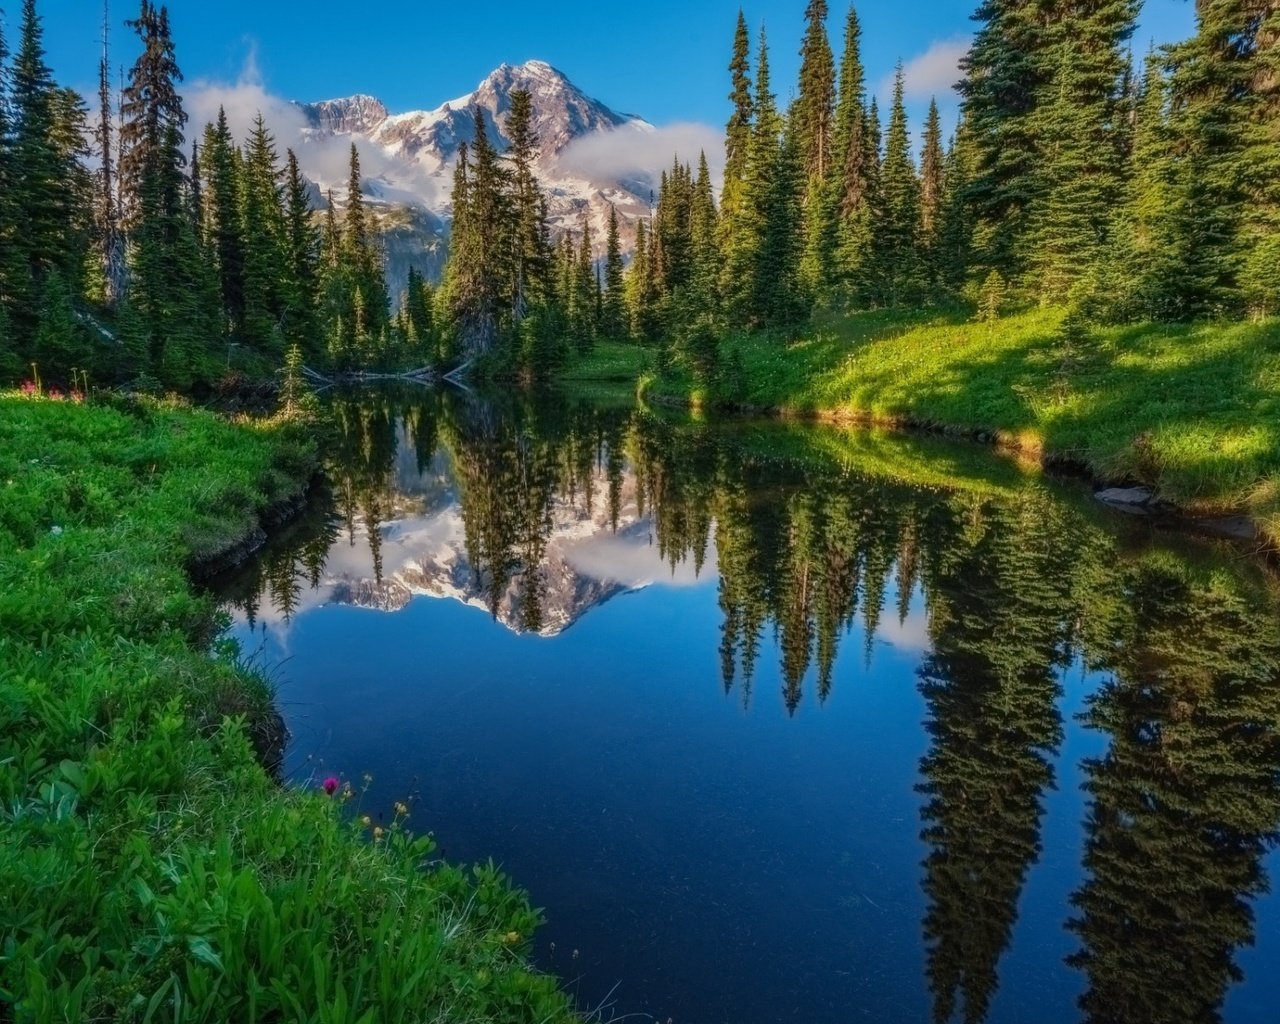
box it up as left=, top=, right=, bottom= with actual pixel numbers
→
left=0, top=387, right=578, bottom=1021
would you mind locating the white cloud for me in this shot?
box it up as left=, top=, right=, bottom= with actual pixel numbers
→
left=880, top=37, right=972, bottom=102
left=183, top=53, right=444, bottom=207
left=186, top=53, right=307, bottom=148
left=565, top=529, right=711, bottom=589
left=556, top=121, right=725, bottom=195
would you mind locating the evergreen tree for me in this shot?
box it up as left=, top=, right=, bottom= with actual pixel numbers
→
left=32, top=270, right=85, bottom=379
left=0, top=14, right=13, bottom=330
left=445, top=113, right=512, bottom=357
left=937, top=115, right=977, bottom=292
left=9, top=0, right=86, bottom=343
left=757, top=109, right=805, bottom=324
left=690, top=151, right=721, bottom=315
left=1023, top=0, right=1139, bottom=299
left=341, top=143, right=390, bottom=357
left=120, top=1, right=217, bottom=387
left=838, top=95, right=883, bottom=301
left=95, top=2, right=125, bottom=307
left=958, top=0, right=1044, bottom=281
left=572, top=219, right=597, bottom=348
left=1241, top=4, right=1280, bottom=314
left=654, top=159, right=694, bottom=298
left=831, top=6, right=875, bottom=297
left=601, top=205, right=626, bottom=338
left=1146, top=0, right=1277, bottom=315
left=795, top=0, right=837, bottom=294
left=202, top=108, right=245, bottom=330
left=719, top=8, right=754, bottom=304
left=282, top=148, right=321, bottom=355
left=919, top=97, right=945, bottom=288
left=240, top=113, right=287, bottom=357
left=795, top=0, right=837, bottom=181
left=319, top=187, right=356, bottom=368
left=873, top=67, right=924, bottom=306
left=402, top=264, right=435, bottom=362
left=0, top=14, right=15, bottom=355
left=627, top=218, right=656, bottom=340
left=503, top=89, right=549, bottom=319
left=731, top=25, right=799, bottom=326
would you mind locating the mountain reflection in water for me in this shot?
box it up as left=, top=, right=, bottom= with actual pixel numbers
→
left=214, top=387, right=1280, bottom=1024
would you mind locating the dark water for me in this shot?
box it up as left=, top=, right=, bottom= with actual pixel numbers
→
left=216, top=387, right=1280, bottom=1024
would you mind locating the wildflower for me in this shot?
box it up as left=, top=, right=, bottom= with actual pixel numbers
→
left=502, top=931, right=520, bottom=945
left=322, top=777, right=339, bottom=796
left=47, top=388, right=63, bottom=401
left=373, top=826, right=385, bottom=841
left=50, top=526, right=64, bottom=537
left=341, top=783, right=354, bottom=801
left=70, top=390, right=84, bottom=404
left=360, top=815, right=372, bottom=827
left=19, top=381, right=38, bottom=397
left=394, top=801, right=409, bottom=817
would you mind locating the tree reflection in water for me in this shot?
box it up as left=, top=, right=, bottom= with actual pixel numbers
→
left=213, top=386, right=1280, bottom=1023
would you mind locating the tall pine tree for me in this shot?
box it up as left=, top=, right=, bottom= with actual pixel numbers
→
left=795, top=0, right=837, bottom=294
left=120, top=1, right=217, bottom=386
left=601, top=204, right=626, bottom=338
left=719, top=10, right=754, bottom=310
left=873, top=67, right=925, bottom=306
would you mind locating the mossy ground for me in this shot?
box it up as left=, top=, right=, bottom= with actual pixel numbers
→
left=0, top=392, right=578, bottom=1023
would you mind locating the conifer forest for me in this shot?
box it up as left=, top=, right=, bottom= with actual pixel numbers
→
left=3, top=1, right=1278, bottom=385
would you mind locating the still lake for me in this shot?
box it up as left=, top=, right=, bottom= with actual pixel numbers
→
left=214, top=387, right=1280, bottom=1024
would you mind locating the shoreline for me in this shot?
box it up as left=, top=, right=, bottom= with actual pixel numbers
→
left=0, top=392, right=580, bottom=1023
left=565, top=307, right=1280, bottom=557
left=766, top=403, right=1275, bottom=555
left=640, top=391, right=1280, bottom=558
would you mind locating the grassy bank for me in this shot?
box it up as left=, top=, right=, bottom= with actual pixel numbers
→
left=0, top=392, right=576, bottom=1022
left=585, top=308, right=1280, bottom=545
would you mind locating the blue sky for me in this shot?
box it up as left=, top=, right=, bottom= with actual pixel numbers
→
left=34, top=1, right=1198, bottom=132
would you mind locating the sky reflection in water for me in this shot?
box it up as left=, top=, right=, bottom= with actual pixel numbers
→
left=217, top=388, right=1280, bottom=1024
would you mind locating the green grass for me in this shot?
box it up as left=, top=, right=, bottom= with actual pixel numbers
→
left=557, top=340, right=655, bottom=383
left=0, top=392, right=578, bottom=1023
left=627, top=307, right=1280, bottom=545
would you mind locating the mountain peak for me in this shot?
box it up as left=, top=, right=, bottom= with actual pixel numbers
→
left=489, top=59, right=563, bottom=78
left=293, top=62, right=659, bottom=295
left=296, top=93, right=389, bottom=136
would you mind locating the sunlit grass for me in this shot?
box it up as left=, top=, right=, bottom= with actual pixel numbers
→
left=558, top=340, right=654, bottom=382
left=636, top=307, right=1280, bottom=543
left=0, top=391, right=579, bottom=1022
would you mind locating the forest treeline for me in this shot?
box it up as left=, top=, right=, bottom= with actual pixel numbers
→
left=1, top=0, right=1278, bottom=389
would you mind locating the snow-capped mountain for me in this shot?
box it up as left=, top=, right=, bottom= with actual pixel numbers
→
left=278, top=437, right=699, bottom=638
left=292, top=61, right=661, bottom=297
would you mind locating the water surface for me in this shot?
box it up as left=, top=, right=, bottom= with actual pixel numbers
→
left=216, top=388, right=1280, bottom=1024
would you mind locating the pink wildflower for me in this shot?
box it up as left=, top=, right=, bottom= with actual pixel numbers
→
left=322, top=777, right=339, bottom=796
left=20, top=381, right=38, bottom=397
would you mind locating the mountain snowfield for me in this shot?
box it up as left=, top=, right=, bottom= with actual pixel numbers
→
left=290, top=60, right=675, bottom=297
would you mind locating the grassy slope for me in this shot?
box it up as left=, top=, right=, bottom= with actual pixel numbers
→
left=0, top=394, right=576, bottom=1023
left=631, top=308, right=1280, bottom=543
